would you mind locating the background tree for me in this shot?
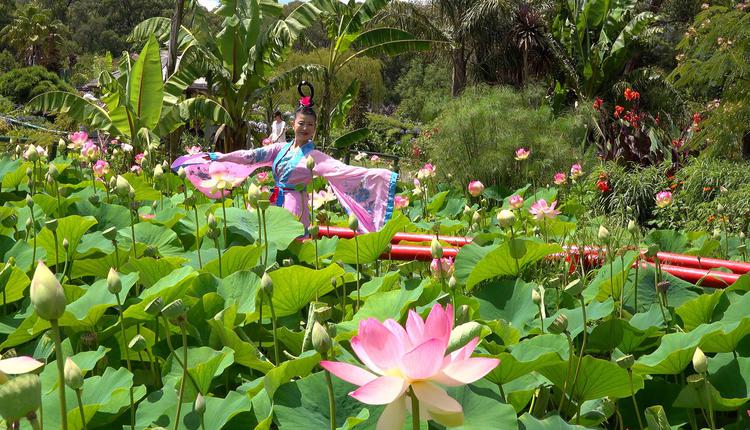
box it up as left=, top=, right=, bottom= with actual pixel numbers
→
left=0, top=3, right=69, bottom=70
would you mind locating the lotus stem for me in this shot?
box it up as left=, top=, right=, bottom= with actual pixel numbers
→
left=569, top=296, right=588, bottom=423
left=628, top=370, right=644, bottom=430
left=267, top=290, right=279, bottom=365
left=193, top=205, right=202, bottom=268
left=75, top=388, right=87, bottom=430
left=261, top=206, right=269, bottom=267
left=115, top=295, right=135, bottom=430
left=220, top=193, right=228, bottom=249
left=214, top=236, right=222, bottom=278
left=55, top=181, right=63, bottom=218
left=322, top=353, right=336, bottom=430
left=509, top=225, right=520, bottom=275
left=408, top=387, right=420, bottom=430
left=704, top=382, right=715, bottom=430
left=558, top=332, right=575, bottom=414
left=173, top=325, right=189, bottom=430
left=129, top=207, right=137, bottom=259
left=30, top=208, right=37, bottom=264
left=51, top=319, right=69, bottom=430
left=53, top=230, right=60, bottom=275
left=355, top=236, right=361, bottom=312
left=160, top=317, right=198, bottom=391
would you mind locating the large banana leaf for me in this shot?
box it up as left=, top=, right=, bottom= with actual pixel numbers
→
left=156, top=97, right=232, bottom=136
left=346, top=0, right=391, bottom=34
left=128, top=35, right=165, bottom=130
left=332, top=127, right=369, bottom=150
left=26, top=92, right=123, bottom=137
left=128, top=17, right=198, bottom=54
left=341, top=38, right=432, bottom=68
left=329, top=78, right=359, bottom=130
left=253, top=64, right=327, bottom=101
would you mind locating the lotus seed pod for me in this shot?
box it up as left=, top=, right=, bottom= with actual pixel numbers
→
left=347, top=214, right=359, bottom=231
left=0, top=374, right=42, bottom=422
left=45, top=219, right=58, bottom=231
left=430, top=237, right=443, bottom=259
left=548, top=314, right=568, bottom=334
left=115, top=175, right=131, bottom=197
left=598, top=225, right=610, bottom=241
left=311, top=321, right=332, bottom=354
left=496, top=209, right=515, bottom=228
left=107, top=268, right=122, bottom=294
left=261, top=272, right=273, bottom=297
left=312, top=305, right=332, bottom=322
left=145, top=297, right=164, bottom=316
left=128, top=334, right=147, bottom=352
left=26, top=195, right=34, bottom=208
left=177, top=167, right=186, bottom=180
left=247, top=184, right=261, bottom=207
left=80, top=331, right=98, bottom=348
left=64, top=357, right=83, bottom=390
left=627, top=220, right=637, bottom=234
left=531, top=288, right=542, bottom=306
left=207, top=213, right=218, bottom=229
left=161, top=299, right=186, bottom=320
left=692, top=347, right=708, bottom=374
left=30, top=261, right=66, bottom=321
left=48, top=164, right=59, bottom=179
left=616, top=354, right=635, bottom=369
left=153, top=164, right=164, bottom=180
left=448, top=275, right=457, bottom=290
left=62, top=238, right=69, bottom=250
left=305, top=155, right=315, bottom=171
left=194, top=393, right=206, bottom=416
left=102, top=227, right=117, bottom=241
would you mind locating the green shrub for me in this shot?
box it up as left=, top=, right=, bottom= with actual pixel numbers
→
left=425, top=84, right=592, bottom=190
left=0, top=66, right=74, bottom=104
left=394, top=57, right=451, bottom=123
left=361, top=113, right=419, bottom=157
left=0, top=50, right=16, bottom=74
left=593, top=161, right=671, bottom=225
left=0, top=95, right=13, bottom=114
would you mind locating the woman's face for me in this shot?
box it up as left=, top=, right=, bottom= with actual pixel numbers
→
left=293, top=113, right=316, bottom=142
left=274, top=114, right=283, bottom=122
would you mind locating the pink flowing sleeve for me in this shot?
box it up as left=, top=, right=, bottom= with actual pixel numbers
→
left=310, top=150, right=398, bottom=233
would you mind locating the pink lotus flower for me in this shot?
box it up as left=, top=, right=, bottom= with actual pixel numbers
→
left=467, top=181, right=485, bottom=197
left=417, top=163, right=436, bottom=180
left=570, top=163, right=583, bottom=179
left=320, top=304, right=499, bottom=429
left=130, top=165, right=142, bottom=174
left=430, top=257, right=455, bottom=278
left=553, top=173, right=566, bottom=185
left=93, top=159, right=110, bottom=177
left=200, top=162, right=244, bottom=194
left=23, top=144, right=47, bottom=161
left=68, top=131, right=88, bottom=150
left=255, top=171, right=270, bottom=184
left=81, top=140, right=100, bottom=161
left=655, top=191, right=673, bottom=208
left=371, top=155, right=380, bottom=163
left=140, top=213, right=156, bottom=220
left=529, top=199, right=561, bottom=220
left=0, top=355, right=44, bottom=378
left=412, top=178, right=423, bottom=195
left=514, top=148, right=530, bottom=161
left=185, top=145, right=202, bottom=155
left=509, top=194, right=524, bottom=209
left=135, top=153, right=145, bottom=166
left=121, top=143, right=133, bottom=152
left=394, top=195, right=409, bottom=209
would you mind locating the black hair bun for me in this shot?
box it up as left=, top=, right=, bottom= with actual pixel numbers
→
left=298, top=81, right=315, bottom=108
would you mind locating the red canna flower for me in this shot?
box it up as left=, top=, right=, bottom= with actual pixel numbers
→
left=624, top=88, right=640, bottom=101
left=693, top=112, right=701, bottom=125
left=592, top=97, right=603, bottom=110
left=596, top=180, right=610, bottom=193
left=614, top=105, right=625, bottom=118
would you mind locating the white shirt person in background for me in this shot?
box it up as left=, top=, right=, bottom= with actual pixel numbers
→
left=269, top=110, right=288, bottom=144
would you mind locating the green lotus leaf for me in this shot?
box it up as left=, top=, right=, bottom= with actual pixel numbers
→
left=539, top=355, right=644, bottom=401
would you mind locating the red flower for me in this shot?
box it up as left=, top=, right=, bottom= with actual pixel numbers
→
left=614, top=105, right=624, bottom=118
left=596, top=180, right=610, bottom=192
left=692, top=112, right=701, bottom=125
left=593, top=97, right=603, bottom=110
left=672, top=139, right=684, bottom=149
left=624, top=88, right=640, bottom=101
left=299, top=96, right=311, bottom=107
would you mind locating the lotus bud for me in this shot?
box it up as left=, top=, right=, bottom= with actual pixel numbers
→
left=103, top=227, right=117, bottom=241
left=25, top=218, right=33, bottom=234
left=46, top=173, right=54, bottom=185
left=311, top=321, right=332, bottom=354
left=309, top=224, right=319, bottom=239
left=616, top=354, right=635, bottom=369
left=45, top=219, right=58, bottom=232
left=145, top=297, right=164, bottom=316
left=26, top=167, right=33, bottom=178
left=0, top=374, right=42, bottom=422
left=48, top=164, right=59, bottom=179
left=305, top=155, right=315, bottom=171
left=26, top=195, right=34, bottom=208
left=207, top=213, right=218, bottom=229
left=258, top=199, right=270, bottom=210
left=692, top=347, right=708, bottom=374
left=62, top=238, right=69, bottom=251
left=740, top=232, right=746, bottom=239
left=247, top=184, right=261, bottom=207
left=107, top=268, right=122, bottom=294
left=531, top=288, right=542, bottom=306
left=161, top=299, right=186, bottom=320
left=448, top=275, right=457, bottom=290
left=472, top=211, right=482, bottom=225
left=548, top=314, right=568, bottom=334
left=161, top=160, right=169, bottom=170
left=331, top=277, right=338, bottom=289
left=64, top=357, right=83, bottom=390
left=206, top=228, right=220, bottom=239
left=463, top=205, right=474, bottom=218
left=30, top=261, right=66, bottom=321
left=430, top=237, right=443, bottom=259
left=177, top=167, right=186, bottom=180
left=598, top=225, right=610, bottom=241
left=194, top=393, right=206, bottom=416
left=348, top=214, right=358, bottom=232
left=645, top=243, right=659, bottom=257
left=496, top=209, right=515, bottom=228
left=153, top=164, right=164, bottom=181
left=128, top=334, right=147, bottom=352
left=656, top=280, right=670, bottom=294
left=712, top=228, right=722, bottom=239
left=143, top=150, right=149, bottom=159
left=27, top=178, right=33, bottom=190
left=115, top=175, right=131, bottom=197
left=108, top=176, right=117, bottom=190
left=627, top=220, right=637, bottom=234
left=261, top=272, right=273, bottom=297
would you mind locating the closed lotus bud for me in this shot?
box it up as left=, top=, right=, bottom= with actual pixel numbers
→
left=46, top=173, right=54, bottom=185
left=177, top=167, right=186, bottom=180
left=616, top=354, right=635, bottom=369
left=472, top=211, right=482, bottom=225
left=496, top=209, right=515, bottom=228
left=261, top=272, right=274, bottom=297
left=161, top=299, right=186, bottom=320
left=206, top=228, right=220, bottom=239
left=740, top=232, right=746, bottom=239
left=162, top=160, right=169, bottom=170
left=48, top=164, right=59, bottom=179
left=103, top=227, right=117, bottom=241
left=207, top=213, right=217, bottom=229
left=309, top=224, right=319, bottom=239
left=153, top=164, right=164, bottom=180
left=247, top=184, right=261, bottom=207
left=531, top=288, right=542, bottom=306
left=598, top=225, right=610, bottom=241
left=62, top=238, right=69, bottom=251
left=311, top=321, right=331, bottom=354
left=45, top=219, right=58, bottom=232
left=0, top=374, right=42, bottom=422
left=627, top=220, right=637, bottom=234
left=64, top=357, right=83, bottom=390
left=430, top=238, right=443, bottom=259
left=463, top=206, right=474, bottom=218
left=26, top=195, right=34, bottom=208
left=712, top=228, right=722, bottom=239
left=548, top=314, right=568, bottom=334
left=30, top=261, right=66, bottom=321
left=305, top=155, right=315, bottom=171
left=107, top=268, right=122, bottom=294
left=692, top=347, right=708, bottom=374
left=115, top=175, right=131, bottom=197
left=25, top=217, right=33, bottom=231
left=331, top=277, right=338, bottom=288
left=348, top=214, right=358, bottom=231
left=194, top=393, right=206, bottom=416
left=448, top=276, right=457, bottom=290
left=128, top=334, right=147, bottom=352
left=145, top=297, right=164, bottom=316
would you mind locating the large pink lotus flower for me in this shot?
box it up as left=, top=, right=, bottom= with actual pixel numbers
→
left=430, top=257, right=455, bottom=279
left=0, top=355, right=44, bottom=380
left=529, top=199, right=561, bottom=220
left=320, top=304, right=499, bottom=429
left=553, top=172, right=566, bottom=185
left=200, top=163, right=244, bottom=194
left=371, top=155, right=381, bottom=163
left=185, top=145, right=202, bottom=155
left=394, top=195, right=409, bottom=209
left=255, top=171, right=271, bottom=184
left=467, top=181, right=485, bottom=197
left=81, top=140, right=100, bottom=161
left=655, top=191, right=673, bottom=208
left=93, top=159, right=110, bottom=177
left=68, top=131, right=88, bottom=150
left=417, top=163, right=436, bottom=180
left=135, top=153, right=146, bottom=166
left=509, top=194, right=524, bottom=210
left=570, top=163, right=583, bottom=179
left=514, top=148, right=530, bottom=161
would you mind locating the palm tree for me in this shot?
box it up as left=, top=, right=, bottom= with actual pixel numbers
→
left=0, top=3, right=68, bottom=68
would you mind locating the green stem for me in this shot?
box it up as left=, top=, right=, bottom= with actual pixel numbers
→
left=129, top=208, right=137, bottom=259
left=558, top=333, right=575, bottom=414
left=215, top=237, right=223, bottom=278
left=51, top=319, right=69, bottom=430
left=409, top=387, right=420, bottom=430
left=115, top=296, right=135, bottom=430
left=628, top=370, right=644, bottom=430
left=53, top=231, right=59, bottom=274
left=261, top=207, right=269, bottom=267
left=174, top=325, right=189, bottom=430
left=221, top=194, right=228, bottom=249
left=258, top=294, right=263, bottom=349
left=705, top=381, right=716, bottom=430
left=509, top=226, right=520, bottom=275
left=569, top=296, right=588, bottom=423
left=75, top=389, right=87, bottom=430
left=268, top=291, right=280, bottom=365
left=193, top=205, right=202, bottom=268
left=323, top=354, right=336, bottom=430
left=30, top=210, right=37, bottom=264
left=355, top=236, right=361, bottom=312
left=633, top=259, right=639, bottom=312
left=55, top=182, right=63, bottom=218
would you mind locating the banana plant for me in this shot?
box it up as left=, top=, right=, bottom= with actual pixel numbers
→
left=26, top=34, right=230, bottom=153
left=551, top=0, right=655, bottom=100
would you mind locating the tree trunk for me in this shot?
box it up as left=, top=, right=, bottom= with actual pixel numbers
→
left=167, top=0, right=184, bottom=77
left=451, top=44, right=467, bottom=97
left=742, top=131, right=750, bottom=160
left=318, top=71, right=332, bottom=148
